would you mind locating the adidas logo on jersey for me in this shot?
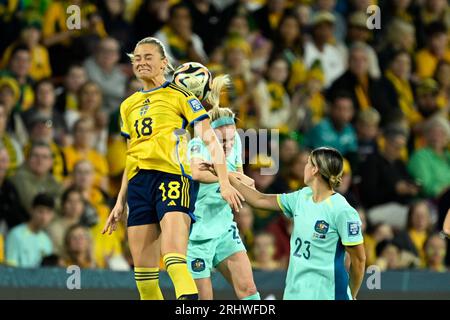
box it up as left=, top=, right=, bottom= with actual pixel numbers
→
left=168, top=200, right=176, bottom=206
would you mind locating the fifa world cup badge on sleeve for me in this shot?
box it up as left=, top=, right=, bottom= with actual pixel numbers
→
left=188, top=98, right=203, bottom=112
left=348, top=222, right=360, bottom=237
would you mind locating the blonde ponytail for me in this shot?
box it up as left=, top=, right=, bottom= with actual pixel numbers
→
left=207, top=74, right=235, bottom=123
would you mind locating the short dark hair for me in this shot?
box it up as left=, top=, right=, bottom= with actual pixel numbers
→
left=330, top=91, right=353, bottom=105
left=383, top=125, right=408, bottom=141
left=32, top=192, right=55, bottom=210
left=426, top=21, right=447, bottom=38
left=29, top=141, right=51, bottom=154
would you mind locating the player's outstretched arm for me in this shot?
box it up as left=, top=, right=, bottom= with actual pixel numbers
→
left=228, top=174, right=280, bottom=211
left=190, top=157, right=219, bottom=184
left=195, top=118, right=244, bottom=212
left=345, top=244, right=366, bottom=300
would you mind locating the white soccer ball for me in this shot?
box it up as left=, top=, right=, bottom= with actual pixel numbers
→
left=173, top=62, right=212, bottom=101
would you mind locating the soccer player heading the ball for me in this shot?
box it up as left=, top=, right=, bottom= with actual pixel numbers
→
left=102, top=37, right=244, bottom=300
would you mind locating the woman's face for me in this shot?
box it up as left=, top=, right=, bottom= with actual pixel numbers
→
left=425, top=236, right=446, bottom=265
left=214, top=125, right=236, bottom=157
left=228, top=16, right=249, bottom=38
left=226, top=47, right=246, bottom=70
left=279, top=17, right=300, bottom=44
left=268, top=59, right=289, bottom=83
left=132, top=43, right=167, bottom=82
left=390, top=53, right=411, bottom=79
left=74, top=162, right=95, bottom=191
left=436, top=63, right=450, bottom=88
left=410, top=203, right=430, bottom=232
left=426, top=125, right=449, bottom=151
left=63, top=191, right=85, bottom=220
left=68, top=227, right=89, bottom=253
left=66, top=67, right=87, bottom=93
left=80, top=83, right=102, bottom=113
left=291, top=152, right=309, bottom=180
left=22, top=27, right=40, bottom=46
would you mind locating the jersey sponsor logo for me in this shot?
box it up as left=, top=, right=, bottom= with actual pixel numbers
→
left=191, top=258, right=206, bottom=272
left=188, top=98, right=203, bottom=113
left=348, top=221, right=360, bottom=236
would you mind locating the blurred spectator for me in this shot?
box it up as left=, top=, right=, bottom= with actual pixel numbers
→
left=253, top=56, right=294, bottom=134
left=346, top=11, right=381, bottom=79
left=0, top=19, right=51, bottom=81
left=61, top=224, right=95, bottom=269
left=154, top=3, right=208, bottom=65
left=63, top=118, right=109, bottom=191
left=0, top=44, right=35, bottom=112
left=378, top=19, right=416, bottom=72
left=424, top=233, right=448, bottom=272
left=270, top=150, right=309, bottom=194
left=415, top=21, right=450, bottom=80
left=374, top=240, right=403, bottom=271
left=225, top=14, right=271, bottom=74
left=314, top=0, right=346, bottom=42
left=47, top=187, right=86, bottom=255
left=278, top=135, right=300, bottom=168
left=408, top=116, right=450, bottom=199
left=9, top=142, right=61, bottom=214
left=83, top=38, right=126, bottom=113
left=360, top=126, right=419, bottom=210
left=303, top=91, right=358, bottom=162
left=0, top=102, right=23, bottom=173
left=358, top=207, right=376, bottom=266
left=42, top=0, right=107, bottom=76
left=420, top=0, right=450, bottom=29
left=246, top=154, right=278, bottom=230
left=266, top=214, right=292, bottom=269
left=382, top=50, right=422, bottom=128
left=65, top=82, right=108, bottom=154
left=336, top=158, right=359, bottom=207
left=355, top=108, right=380, bottom=166
left=295, top=67, right=327, bottom=132
left=271, top=13, right=306, bottom=93
left=54, top=64, right=87, bottom=114
left=234, top=204, right=255, bottom=259
left=5, top=193, right=54, bottom=267
left=415, top=79, right=445, bottom=127
left=98, top=0, right=133, bottom=57
left=251, top=0, right=288, bottom=40
left=184, top=0, right=221, bottom=55
left=23, top=113, right=68, bottom=182
left=0, top=77, right=29, bottom=146
left=434, top=60, right=450, bottom=110
left=221, top=37, right=258, bottom=129
left=0, top=144, right=27, bottom=231
left=327, top=42, right=399, bottom=124
left=304, top=11, right=346, bottom=87
left=394, top=201, right=434, bottom=267
left=132, top=0, right=170, bottom=44
left=22, top=79, right=67, bottom=144
left=251, top=232, right=283, bottom=271
left=72, top=160, right=125, bottom=269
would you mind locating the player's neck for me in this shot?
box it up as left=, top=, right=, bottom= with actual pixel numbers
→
left=142, top=76, right=167, bottom=91
left=310, top=180, right=334, bottom=203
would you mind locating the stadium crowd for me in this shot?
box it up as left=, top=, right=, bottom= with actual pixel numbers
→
left=0, top=0, right=449, bottom=273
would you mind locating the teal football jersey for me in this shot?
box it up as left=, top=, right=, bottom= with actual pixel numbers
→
left=188, top=132, right=242, bottom=240
left=277, top=187, right=363, bottom=300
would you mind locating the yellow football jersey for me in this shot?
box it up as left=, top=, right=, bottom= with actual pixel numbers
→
left=120, top=81, right=209, bottom=180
